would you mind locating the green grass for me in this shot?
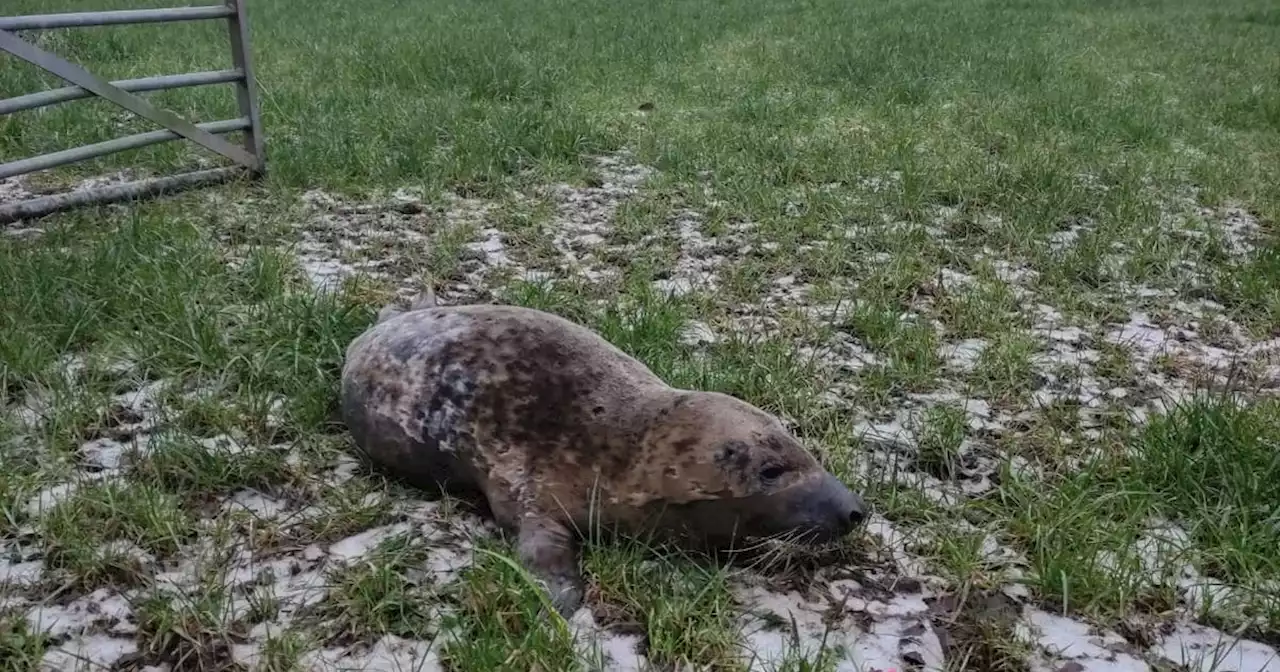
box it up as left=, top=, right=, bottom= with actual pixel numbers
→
left=312, top=534, right=437, bottom=645
left=4, top=0, right=1279, bottom=214
left=3, top=0, right=1280, bottom=668
left=916, top=405, right=968, bottom=480
left=584, top=542, right=742, bottom=670
left=1002, top=396, right=1280, bottom=637
left=0, top=618, right=49, bottom=672
left=442, top=538, right=587, bottom=671
left=132, top=431, right=296, bottom=499
left=968, top=333, right=1041, bottom=405
left=39, top=480, right=192, bottom=589
left=133, top=578, right=247, bottom=670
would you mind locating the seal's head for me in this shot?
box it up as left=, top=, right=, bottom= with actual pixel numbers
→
left=634, top=391, right=867, bottom=547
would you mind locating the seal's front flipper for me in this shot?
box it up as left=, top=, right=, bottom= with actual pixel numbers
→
left=517, top=514, right=584, bottom=617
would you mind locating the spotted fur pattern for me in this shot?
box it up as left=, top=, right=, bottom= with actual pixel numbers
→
left=340, top=301, right=866, bottom=615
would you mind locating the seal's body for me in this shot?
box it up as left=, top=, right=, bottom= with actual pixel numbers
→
left=341, top=295, right=866, bottom=614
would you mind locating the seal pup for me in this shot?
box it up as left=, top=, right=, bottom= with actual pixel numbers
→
left=341, top=291, right=867, bottom=615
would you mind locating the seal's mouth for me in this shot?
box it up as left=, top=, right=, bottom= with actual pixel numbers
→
left=647, top=474, right=868, bottom=551
left=796, top=520, right=860, bottom=545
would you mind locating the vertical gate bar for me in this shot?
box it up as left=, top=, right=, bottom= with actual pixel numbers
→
left=224, top=0, right=265, bottom=173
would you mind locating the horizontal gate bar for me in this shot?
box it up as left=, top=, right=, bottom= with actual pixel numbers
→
left=0, top=69, right=244, bottom=116
left=0, top=28, right=260, bottom=170
left=0, top=6, right=233, bottom=32
left=0, top=117, right=249, bottom=180
left=0, top=166, right=246, bottom=225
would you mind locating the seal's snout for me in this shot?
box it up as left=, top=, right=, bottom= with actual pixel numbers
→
left=817, top=473, right=867, bottom=537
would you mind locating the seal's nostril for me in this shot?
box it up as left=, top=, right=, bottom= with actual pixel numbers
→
left=819, top=473, right=867, bottom=535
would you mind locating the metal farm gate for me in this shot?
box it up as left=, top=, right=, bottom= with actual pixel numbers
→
left=0, top=1, right=266, bottom=224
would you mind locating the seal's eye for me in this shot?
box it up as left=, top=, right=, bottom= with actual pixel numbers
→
left=759, top=465, right=786, bottom=483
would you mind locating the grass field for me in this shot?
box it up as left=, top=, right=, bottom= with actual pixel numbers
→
left=2, top=0, right=1279, bottom=670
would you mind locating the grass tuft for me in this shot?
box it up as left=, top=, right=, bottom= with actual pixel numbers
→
left=917, top=405, right=968, bottom=480
left=441, top=539, right=585, bottom=672
left=0, top=619, right=49, bottom=672
left=130, top=431, right=296, bottom=503
left=39, top=481, right=191, bottom=589
left=134, top=586, right=247, bottom=671
left=1003, top=396, right=1280, bottom=632
left=584, top=542, right=742, bottom=670
left=313, top=534, right=437, bottom=645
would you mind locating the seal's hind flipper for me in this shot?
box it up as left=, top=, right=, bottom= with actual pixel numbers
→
left=407, top=285, right=438, bottom=311
left=375, top=275, right=439, bottom=324
left=403, top=273, right=440, bottom=312
left=375, top=303, right=404, bottom=324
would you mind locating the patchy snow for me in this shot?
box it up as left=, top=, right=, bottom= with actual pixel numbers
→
left=39, top=634, right=139, bottom=671
left=327, top=523, right=413, bottom=563
left=25, top=588, right=136, bottom=638
left=737, top=580, right=944, bottom=672
left=301, top=258, right=354, bottom=293
left=1049, top=219, right=1095, bottom=253
left=805, top=334, right=882, bottom=377
left=939, top=338, right=988, bottom=371
left=652, top=210, right=731, bottom=297
left=299, top=634, right=442, bottom=672
left=679, top=320, right=719, bottom=346
left=77, top=437, right=141, bottom=471
left=1017, top=607, right=1150, bottom=672
left=23, top=472, right=116, bottom=517
left=1100, top=311, right=1280, bottom=405
left=570, top=607, right=647, bottom=671
left=221, top=488, right=292, bottom=520
left=863, top=515, right=931, bottom=579
left=466, top=227, right=514, bottom=268
left=1155, top=623, right=1280, bottom=672
left=1017, top=601, right=1280, bottom=672
left=0, top=558, right=43, bottom=588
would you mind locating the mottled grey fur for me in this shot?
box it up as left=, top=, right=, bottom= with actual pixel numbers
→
left=340, top=292, right=866, bottom=615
